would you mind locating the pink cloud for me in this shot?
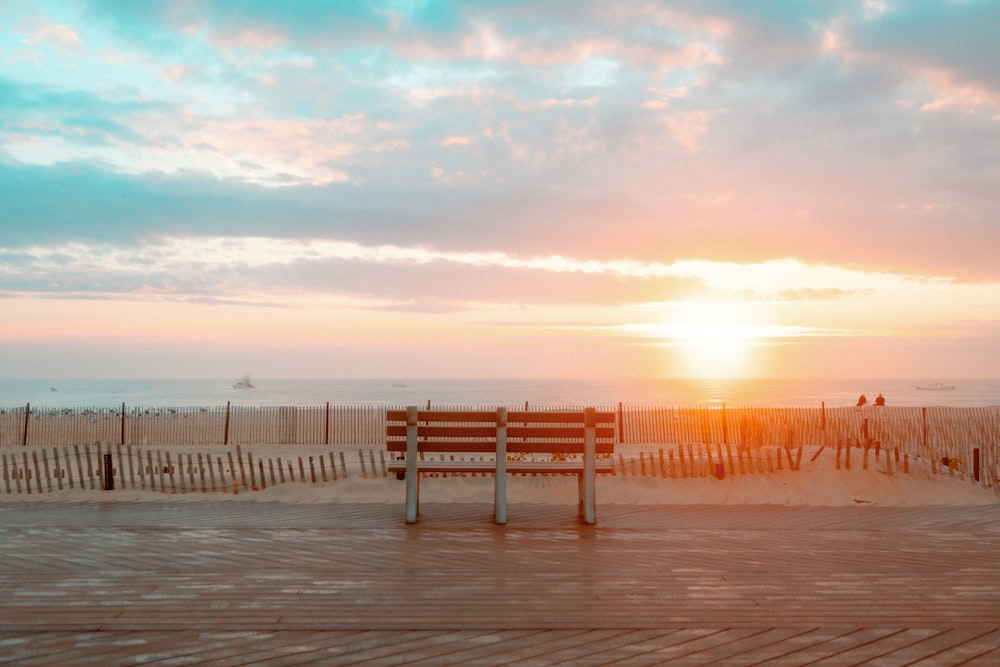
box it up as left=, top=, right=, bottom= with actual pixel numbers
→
left=394, top=19, right=720, bottom=73
left=162, top=64, right=192, bottom=82
left=919, top=67, right=1000, bottom=115
left=19, top=17, right=84, bottom=53
left=666, top=110, right=710, bottom=152
left=125, top=112, right=412, bottom=186
left=210, top=26, right=287, bottom=52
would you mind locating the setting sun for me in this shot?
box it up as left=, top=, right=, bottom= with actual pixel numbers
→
left=625, top=301, right=810, bottom=378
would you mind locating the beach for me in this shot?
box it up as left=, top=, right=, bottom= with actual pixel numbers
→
left=4, top=441, right=997, bottom=508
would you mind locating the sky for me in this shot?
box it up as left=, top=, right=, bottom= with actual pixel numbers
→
left=1, top=0, right=999, bottom=381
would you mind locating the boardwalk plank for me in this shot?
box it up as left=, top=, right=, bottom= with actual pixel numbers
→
left=643, top=627, right=820, bottom=666
left=960, top=645, right=1000, bottom=666
left=861, top=627, right=1000, bottom=666
left=0, top=502, right=999, bottom=663
left=799, top=628, right=945, bottom=665
left=548, top=628, right=746, bottom=666
left=416, top=630, right=558, bottom=667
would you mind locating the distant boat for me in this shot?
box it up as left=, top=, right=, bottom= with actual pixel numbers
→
left=232, top=374, right=256, bottom=389
left=916, top=382, right=955, bottom=391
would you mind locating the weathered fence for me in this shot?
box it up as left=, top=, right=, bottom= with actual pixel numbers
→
left=6, top=439, right=957, bottom=498
left=4, top=403, right=999, bottom=454
left=611, top=443, right=806, bottom=479
left=0, top=444, right=401, bottom=496
left=1, top=403, right=385, bottom=447
left=3, top=403, right=999, bottom=486
left=623, top=404, right=1000, bottom=491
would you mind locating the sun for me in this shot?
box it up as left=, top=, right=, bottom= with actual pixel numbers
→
left=627, top=301, right=773, bottom=378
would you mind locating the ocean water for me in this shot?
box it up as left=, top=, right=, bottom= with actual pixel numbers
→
left=1, top=377, right=998, bottom=410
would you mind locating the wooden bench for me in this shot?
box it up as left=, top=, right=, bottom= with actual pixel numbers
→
left=386, top=406, right=615, bottom=524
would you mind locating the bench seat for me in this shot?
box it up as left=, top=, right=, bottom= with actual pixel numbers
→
left=386, top=406, right=615, bottom=524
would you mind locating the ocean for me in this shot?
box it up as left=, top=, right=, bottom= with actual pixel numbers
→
left=1, top=377, right=998, bottom=410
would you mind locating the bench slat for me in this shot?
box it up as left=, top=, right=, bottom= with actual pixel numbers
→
left=387, top=441, right=502, bottom=454
left=386, top=410, right=616, bottom=425
left=386, top=460, right=614, bottom=474
left=386, top=425, right=499, bottom=438
left=387, top=440, right=614, bottom=454
left=506, top=426, right=615, bottom=439
left=507, top=411, right=615, bottom=424
left=386, top=427, right=615, bottom=441
left=386, top=410, right=506, bottom=423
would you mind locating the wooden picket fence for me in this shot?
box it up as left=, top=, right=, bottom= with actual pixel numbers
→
left=3, top=403, right=999, bottom=494
left=2, top=441, right=982, bottom=497
left=0, top=444, right=398, bottom=496
left=614, top=443, right=805, bottom=479
left=0, top=403, right=385, bottom=447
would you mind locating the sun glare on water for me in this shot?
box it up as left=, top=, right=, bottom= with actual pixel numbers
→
left=626, top=301, right=796, bottom=378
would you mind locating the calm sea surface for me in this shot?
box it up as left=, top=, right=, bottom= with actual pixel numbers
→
left=1, top=377, right=998, bottom=409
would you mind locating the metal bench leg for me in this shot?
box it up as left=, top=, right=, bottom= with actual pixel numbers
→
left=582, top=472, right=595, bottom=524
left=582, top=407, right=597, bottom=524
left=495, top=473, right=506, bottom=525
left=405, top=470, right=419, bottom=524
left=405, top=406, right=419, bottom=524
left=495, top=407, right=507, bottom=525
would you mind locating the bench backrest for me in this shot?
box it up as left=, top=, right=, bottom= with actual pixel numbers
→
left=386, top=407, right=616, bottom=455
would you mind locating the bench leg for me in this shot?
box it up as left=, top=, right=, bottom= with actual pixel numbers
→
left=495, top=471, right=506, bottom=525
left=495, top=410, right=507, bottom=525
left=579, top=471, right=596, bottom=524
left=581, top=411, right=597, bottom=524
left=405, top=407, right=420, bottom=524
left=405, top=470, right=419, bottom=524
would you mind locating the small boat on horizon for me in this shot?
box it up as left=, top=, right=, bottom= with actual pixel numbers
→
left=916, top=382, right=955, bottom=391
left=233, top=374, right=256, bottom=390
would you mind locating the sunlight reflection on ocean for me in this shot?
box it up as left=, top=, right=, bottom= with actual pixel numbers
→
left=2, top=377, right=998, bottom=409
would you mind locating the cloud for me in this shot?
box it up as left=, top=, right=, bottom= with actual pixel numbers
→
left=17, top=16, right=85, bottom=53
left=0, top=233, right=706, bottom=309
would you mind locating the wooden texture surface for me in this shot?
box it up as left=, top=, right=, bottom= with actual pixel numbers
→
left=1, top=500, right=998, bottom=664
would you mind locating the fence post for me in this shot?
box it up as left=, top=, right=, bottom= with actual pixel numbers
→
left=722, top=404, right=728, bottom=444
left=22, top=403, right=30, bottom=447
left=224, top=401, right=231, bottom=446
left=922, top=407, right=928, bottom=453
left=120, top=402, right=126, bottom=446
left=617, top=402, right=624, bottom=444
left=103, top=453, right=114, bottom=490
left=325, top=402, right=330, bottom=445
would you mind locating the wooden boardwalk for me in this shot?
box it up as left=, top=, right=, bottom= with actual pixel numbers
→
left=1, top=500, right=999, bottom=664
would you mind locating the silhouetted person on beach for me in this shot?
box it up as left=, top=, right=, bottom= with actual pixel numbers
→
left=874, top=393, right=885, bottom=406
left=856, top=394, right=867, bottom=407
